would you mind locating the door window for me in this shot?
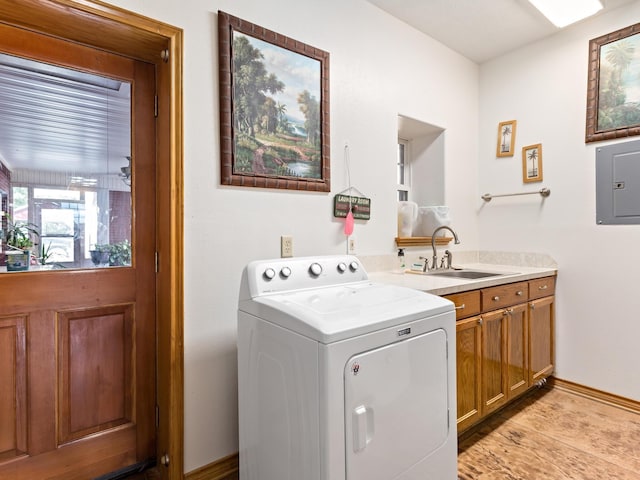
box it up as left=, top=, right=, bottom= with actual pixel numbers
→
left=0, top=53, right=132, bottom=272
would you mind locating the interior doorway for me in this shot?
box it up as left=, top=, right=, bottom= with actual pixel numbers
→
left=0, top=2, right=184, bottom=479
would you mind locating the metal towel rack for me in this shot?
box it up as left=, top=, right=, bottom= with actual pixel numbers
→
left=481, top=187, right=550, bottom=202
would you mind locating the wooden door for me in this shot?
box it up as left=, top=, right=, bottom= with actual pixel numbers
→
left=0, top=25, right=157, bottom=480
left=481, top=310, right=508, bottom=416
left=529, top=296, right=555, bottom=384
left=506, top=304, right=529, bottom=399
left=456, top=315, right=482, bottom=432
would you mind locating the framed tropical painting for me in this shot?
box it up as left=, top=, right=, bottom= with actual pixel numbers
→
left=218, top=11, right=330, bottom=191
left=586, top=22, right=640, bottom=143
left=522, top=144, right=543, bottom=183
left=496, top=120, right=517, bottom=157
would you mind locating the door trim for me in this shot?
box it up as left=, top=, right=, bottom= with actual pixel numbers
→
left=0, top=1, right=185, bottom=478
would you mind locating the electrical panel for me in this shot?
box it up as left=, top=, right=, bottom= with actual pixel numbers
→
left=596, top=139, right=640, bottom=225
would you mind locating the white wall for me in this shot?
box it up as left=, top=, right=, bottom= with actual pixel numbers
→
left=102, top=0, right=479, bottom=472
left=411, top=131, right=446, bottom=207
left=479, top=2, right=640, bottom=401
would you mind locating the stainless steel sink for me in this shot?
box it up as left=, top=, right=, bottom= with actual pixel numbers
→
left=422, top=269, right=517, bottom=279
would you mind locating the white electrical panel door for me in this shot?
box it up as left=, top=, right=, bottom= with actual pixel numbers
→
left=344, top=328, right=449, bottom=480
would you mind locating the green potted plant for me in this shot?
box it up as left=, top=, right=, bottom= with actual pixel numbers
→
left=107, top=240, right=131, bottom=267
left=4, top=218, right=39, bottom=271
left=39, top=241, right=54, bottom=267
left=89, top=243, right=111, bottom=267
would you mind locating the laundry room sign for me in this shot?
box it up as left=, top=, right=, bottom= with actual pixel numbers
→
left=333, top=194, right=371, bottom=220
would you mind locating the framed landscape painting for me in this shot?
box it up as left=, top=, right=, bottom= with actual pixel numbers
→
left=218, top=11, right=330, bottom=191
left=586, top=22, right=640, bottom=143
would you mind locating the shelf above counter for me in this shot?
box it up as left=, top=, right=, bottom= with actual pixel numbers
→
left=395, top=236, right=453, bottom=247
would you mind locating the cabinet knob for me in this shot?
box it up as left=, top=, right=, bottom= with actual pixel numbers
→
left=516, top=290, right=523, bottom=296
left=530, top=303, right=535, bottom=310
left=455, top=303, right=466, bottom=310
left=477, top=317, right=483, bottom=325
left=493, top=296, right=500, bottom=301
left=538, top=285, right=548, bottom=290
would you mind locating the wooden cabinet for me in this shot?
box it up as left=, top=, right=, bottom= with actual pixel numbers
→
left=480, top=309, right=508, bottom=415
left=455, top=316, right=482, bottom=432
left=447, top=290, right=481, bottom=320
left=481, top=282, right=528, bottom=310
left=529, top=276, right=555, bottom=301
left=506, top=303, right=529, bottom=399
left=445, top=274, right=556, bottom=434
left=529, top=295, right=554, bottom=384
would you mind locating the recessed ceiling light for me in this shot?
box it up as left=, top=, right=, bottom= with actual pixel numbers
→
left=527, top=0, right=603, bottom=28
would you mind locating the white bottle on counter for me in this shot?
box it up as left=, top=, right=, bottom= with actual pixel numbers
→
left=396, top=248, right=406, bottom=274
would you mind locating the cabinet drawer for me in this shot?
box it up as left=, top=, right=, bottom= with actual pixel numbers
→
left=529, top=276, right=556, bottom=300
left=481, top=282, right=528, bottom=311
left=444, top=291, right=481, bottom=320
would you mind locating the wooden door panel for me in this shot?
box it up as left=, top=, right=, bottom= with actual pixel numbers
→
left=58, top=305, right=134, bottom=444
left=26, top=311, right=56, bottom=456
left=482, top=310, right=507, bottom=414
left=0, top=426, right=137, bottom=480
left=456, top=316, right=482, bottom=432
left=0, top=269, right=136, bottom=316
left=506, top=304, right=528, bottom=399
left=529, top=296, right=555, bottom=383
left=0, top=316, right=26, bottom=458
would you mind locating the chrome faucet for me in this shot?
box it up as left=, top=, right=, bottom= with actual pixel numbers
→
left=444, top=250, right=453, bottom=269
left=419, top=256, right=430, bottom=272
left=431, top=226, right=460, bottom=270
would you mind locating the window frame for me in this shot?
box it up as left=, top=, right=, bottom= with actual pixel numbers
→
left=397, top=137, right=411, bottom=201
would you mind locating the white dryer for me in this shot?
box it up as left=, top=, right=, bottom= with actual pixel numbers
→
left=237, top=255, right=457, bottom=480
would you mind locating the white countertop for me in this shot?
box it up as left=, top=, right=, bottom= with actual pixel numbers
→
left=368, top=262, right=557, bottom=296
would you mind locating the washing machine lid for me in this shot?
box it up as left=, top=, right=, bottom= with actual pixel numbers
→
left=239, top=281, right=453, bottom=343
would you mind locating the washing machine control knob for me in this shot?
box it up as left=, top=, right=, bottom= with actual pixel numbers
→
left=263, top=268, right=276, bottom=280
left=309, top=262, right=323, bottom=277
left=349, top=261, right=359, bottom=272
left=280, top=266, right=292, bottom=278
left=337, top=262, right=347, bottom=273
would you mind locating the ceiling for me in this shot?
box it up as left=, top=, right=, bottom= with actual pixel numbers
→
left=365, top=0, right=637, bottom=63
left=0, top=53, right=131, bottom=177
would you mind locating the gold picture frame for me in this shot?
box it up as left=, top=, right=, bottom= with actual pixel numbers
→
left=496, top=120, right=517, bottom=157
left=522, top=144, right=543, bottom=183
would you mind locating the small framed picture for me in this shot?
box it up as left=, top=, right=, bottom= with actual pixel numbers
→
left=522, top=144, right=543, bottom=183
left=496, top=120, right=517, bottom=157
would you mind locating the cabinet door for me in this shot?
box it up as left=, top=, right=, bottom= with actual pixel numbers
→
left=456, top=316, right=482, bottom=432
left=529, top=296, right=555, bottom=384
left=481, top=310, right=508, bottom=415
left=506, top=304, right=528, bottom=399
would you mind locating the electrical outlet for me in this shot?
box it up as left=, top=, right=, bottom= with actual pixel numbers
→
left=348, top=237, right=356, bottom=254
left=281, top=235, right=293, bottom=258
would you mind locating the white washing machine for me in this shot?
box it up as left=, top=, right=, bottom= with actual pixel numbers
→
left=237, top=255, right=457, bottom=480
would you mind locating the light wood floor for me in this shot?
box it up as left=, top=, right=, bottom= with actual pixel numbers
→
left=122, top=386, right=640, bottom=480
left=458, top=386, right=640, bottom=479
